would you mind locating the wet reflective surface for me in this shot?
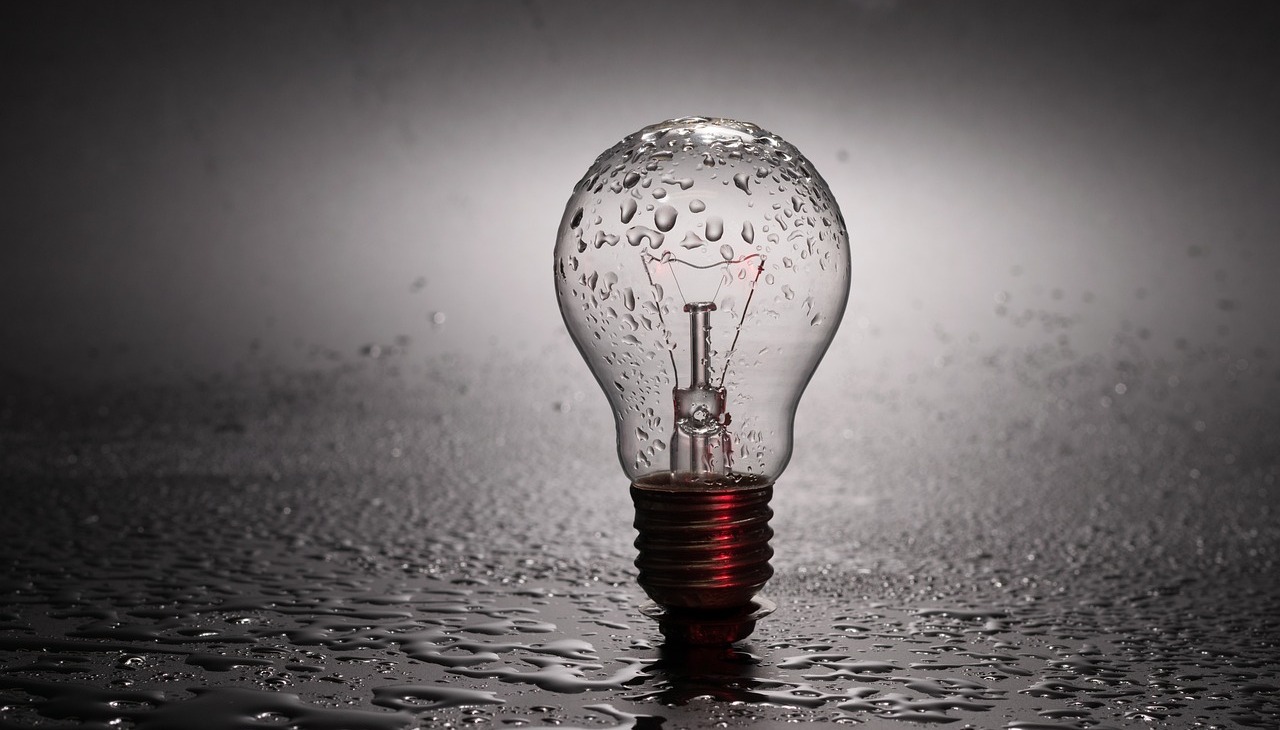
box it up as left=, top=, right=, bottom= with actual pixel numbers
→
left=2, top=347, right=1277, bottom=728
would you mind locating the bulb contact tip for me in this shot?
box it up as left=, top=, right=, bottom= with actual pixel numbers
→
left=639, top=596, right=776, bottom=645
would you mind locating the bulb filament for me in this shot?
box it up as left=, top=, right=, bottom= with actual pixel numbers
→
left=642, top=252, right=765, bottom=481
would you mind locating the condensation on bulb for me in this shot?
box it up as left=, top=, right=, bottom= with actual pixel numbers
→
left=554, top=117, right=850, bottom=487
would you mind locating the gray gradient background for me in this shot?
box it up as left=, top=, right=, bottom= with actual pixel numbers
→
left=2, top=0, right=1277, bottom=387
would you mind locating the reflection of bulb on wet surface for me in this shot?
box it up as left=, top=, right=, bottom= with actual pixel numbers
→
left=554, top=117, right=850, bottom=643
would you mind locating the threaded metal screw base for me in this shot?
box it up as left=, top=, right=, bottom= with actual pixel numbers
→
left=630, top=475, right=774, bottom=643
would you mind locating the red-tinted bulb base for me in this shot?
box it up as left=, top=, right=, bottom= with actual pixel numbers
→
left=630, top=475, right=774, bottom=644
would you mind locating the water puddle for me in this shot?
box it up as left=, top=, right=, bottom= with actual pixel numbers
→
left=3, top=530, right=1277, bottom=729
left=2, top=359, right=1277, bottom=728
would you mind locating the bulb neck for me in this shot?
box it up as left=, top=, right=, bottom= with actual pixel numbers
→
left=630, top=474, right=775, bottom=644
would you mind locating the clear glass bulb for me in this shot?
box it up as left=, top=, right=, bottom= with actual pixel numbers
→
left=554, top=117, right=850, bottom=487
left=554, top=117, right=849, bottom=642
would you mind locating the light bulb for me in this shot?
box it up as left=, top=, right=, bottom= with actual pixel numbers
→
left=554, top=117, right=849, bottom=643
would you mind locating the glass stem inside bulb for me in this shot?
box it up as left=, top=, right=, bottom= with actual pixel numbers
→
left=688, top=302, right=713, bottom=389
left=671, top=302, right=730, bottom=480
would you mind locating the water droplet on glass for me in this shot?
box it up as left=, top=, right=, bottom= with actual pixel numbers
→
left=733, top=172, right=751, bottom=193
left=661, top=175, right=695, bottom=190
left=688, top=199, right=706, bottom=213
left=623, top=171, right=641, bottom=188
left=720, top=244, right=735, bottom=260
left=705, top=217, right=724, bottom=242
left=620, top=198, right=638, bottom=224
left=680, top=232, right=706, bottom=250
left=741, top=221, right=755, bottom=244
left=654, top=205, right=677, bottom=232
left=626, top=226, right=665, bottom=249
